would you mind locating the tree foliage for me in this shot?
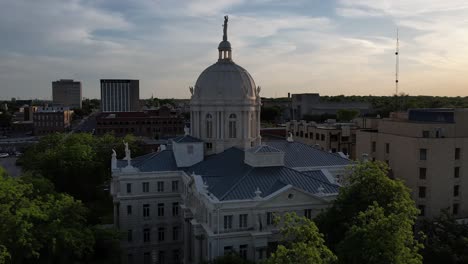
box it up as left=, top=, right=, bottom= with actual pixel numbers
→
left=336, top=109, right=359, bottom=121
left=266, top=213, right=337, bottom=264
left=418, top=210, right=468, bottom=264
left=316, top=162, right=422, bottom=263
left=261, top=106, right=282, bottom=123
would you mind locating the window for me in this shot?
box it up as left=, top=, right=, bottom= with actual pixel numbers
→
left=173, top=226, right=180, bottom=241
left=228, top=114, right=237, bottom=138
left=420, top=148, right=427, bottom=160
left=304, top=209, right=312, bottom=219
left=266, top=212, right=274, bottom=225
left=315, top=133, right=319, bottom=140
left=172, top=180, right=179, bottom=192
left=299, top=131, right=304, bottom=137
left=418, top=205, right=425, bottom=216
left=224, top=215, right=233, bottom=230
left=239, top=214, right=248, bottom=228
left=454, top=185, right=460, bottom=197
left=321, top=134, right=325, bottom=141
left=158, top=251, right=165, bottom=264
left=158, top=203, right=165, bottom=217
left=173, top=250, right=180, bottom=264
left=422, top=130, right=430, bottom=138
left=224, top=246, right=233, bottom=255
left=127, top=205, right=132, bottom=215
left=371, top=141, right=376, bottom=152
left=142, top=182, right=149, bottom=193
left=239, top=244, right=248, bottom=259
left=309, top=132, right=313, bottom=138
left=143, top=228, right=150, bottom=242
left=385, top=143, right=390, bottom=154
left=158, top=227, right=165, bottom=241
left=418, top=186, right=426, bottom=198
left=126, top=183, right=132, bottom=193
left=341, top=136, right=349, bottom=141
left=143, top=204, right=150, bottom=218
left=453, top=203, right=459, bottom=215
left=205, top=142, right=213, bottom=150
left=419, top=168, right=427, bottom=180
left=206, top=114, right=213, bottom=138
left=143, top=252, right=151, bottom=264
left=187, top=145, right=194, bottom=154
left=127, top=229, right=133, bottom=242
left=157, top=181, right=164, bottom=192
left=172, top=202, right=179, bottom=216
left=455, top=167, right=460, bottom=178
left=455, top=148, right=461, bottom=160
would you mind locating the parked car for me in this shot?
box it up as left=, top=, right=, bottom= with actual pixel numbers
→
left=0, top=153, right=10, bottom=158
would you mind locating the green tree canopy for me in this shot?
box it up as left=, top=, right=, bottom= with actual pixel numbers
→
left=336, top=109, right=359, bottom=121
left=266, top=213, right=337, bottom=264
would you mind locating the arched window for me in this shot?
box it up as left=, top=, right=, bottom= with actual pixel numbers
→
left=206, top=113, right=213, bottom=138
left=228, top=114, right=237, bottom=138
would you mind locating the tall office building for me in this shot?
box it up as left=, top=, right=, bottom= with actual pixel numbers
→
left=100, top=79, right=140, bottom=112
left=52, top=79, right=82, bottom=108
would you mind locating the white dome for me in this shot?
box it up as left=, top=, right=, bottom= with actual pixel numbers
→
left=193, top=61, right=257, bottom=101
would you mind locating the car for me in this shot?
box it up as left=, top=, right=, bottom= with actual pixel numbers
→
left=0, top=153, right=9, bottom=158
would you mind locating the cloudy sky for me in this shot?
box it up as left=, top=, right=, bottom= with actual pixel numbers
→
left=1, top=0, right=468, bottom=100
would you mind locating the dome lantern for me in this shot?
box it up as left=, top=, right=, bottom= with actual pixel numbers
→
left=218, top=15, right=232, bottom=61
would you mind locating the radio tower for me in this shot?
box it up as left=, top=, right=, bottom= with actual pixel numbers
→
left=395, top=28, right=399, bottom=95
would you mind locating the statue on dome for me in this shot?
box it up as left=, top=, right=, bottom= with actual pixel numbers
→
left=223, top=15, right=228, bottom=40
left=189, top=86, right=194, bottom=95
left=123, top=141, right=131, bottom=161
left=256, top=86, right=261, bottom=95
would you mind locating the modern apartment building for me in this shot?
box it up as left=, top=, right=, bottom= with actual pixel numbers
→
left=101, top=79, right=140, bottom=112
left=33, top=106, right=73, bottom=135
left=356, top=109, right=468, bottom=218
left=287, top=120, right=357, bottom=159
left=52, top=79, right=82, bottom=108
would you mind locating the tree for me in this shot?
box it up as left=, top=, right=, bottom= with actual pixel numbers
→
left=336, top=109, right=359, bottom=122
left=418, top=210, right=468, bottom=264
left=261, top=106, right=281, bottom=123
left=316, top=161, right=421, bottom=261
left=266, top=213, right=337, bottom=264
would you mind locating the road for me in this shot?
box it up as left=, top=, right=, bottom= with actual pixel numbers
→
left=71, top=111, right=97, bottom=134
left=0, top=157, right=21, bottom=177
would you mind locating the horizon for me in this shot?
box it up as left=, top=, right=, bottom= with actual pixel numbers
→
left=2, top=0, right=468, bottom=100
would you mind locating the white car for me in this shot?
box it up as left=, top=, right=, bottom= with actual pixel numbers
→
left=0, top=153, right=9, bottom=158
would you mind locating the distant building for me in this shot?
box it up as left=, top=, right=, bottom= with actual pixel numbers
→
left=95, top=106, right=185, bottom=138
left=291, top=93, right=372, bottom=120
left=356, top=109, right=468, bottom=218
left=287, top=120, right=358, bottom=159
left=52, top=79, right=82, bottom=108
left=33, top=106, right=73, bottom=135
left=101, top=79, right=139, bottom=112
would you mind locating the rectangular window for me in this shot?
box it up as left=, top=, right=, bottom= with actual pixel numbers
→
left=172, top=202, right=179, bottom=216
left=239, top=244, right=248, bottom=259
left=172, top=180, right=179, bottom=192
left=158, top=251, right=165, bottom=264
left=453, top=203, right=459, bottom=215
left=418, top=205, right=425, bottom=216
left=321, top=134, right=325, bottom=141
left=385, top=143, right=390, bottom=154
left=206, top=142, right=213, bottom=149
left=239, top=214, right=248, bottom=229
left=419, top=168, right=427, bottom=180
left=224, top=215, right=233, bottom=230
left=418, top=186, right=426, bottom=198
left=143, top=228, right=150, bottom=242
left=173, top=250, right=180, bottom=264
left=127, top=205, right=132, bottom=215
left=266, top=212, right=274, bottom=225
left=158, top=228, right=165, bottom=242
left=157, top=181, right=164, bottom=192
left=455, top=167, right=460, bottom=178
left=142, top=182, right=149, bottom=193
left=229, top=121, right=236, bottom=138
left=173, top=226, right=179, bottom=241
left=372, top=141, right=376, bottom=152
left=455, top=148, right=461, bottom=160
left=224, top=246, right=233, bottom=255
left=315, top=133, right=319, bottom=140
left=454, top=185, right=460, bottom=197
left=126, top=183, right=132, bottom=193
left=158, top=203, right=165, bottom=217
left=304, top=209, right=312, bottom=219
left=127, top=229, right=132, bottom=242
left=309, top=132, right=313, bottom=138
left=422, top=130, right=430, bottom=138
left=143, top=204, right=150, bottom=218
left=143, top=252, right=151, bottom=264
left=420, top=148, right=427, bottom=161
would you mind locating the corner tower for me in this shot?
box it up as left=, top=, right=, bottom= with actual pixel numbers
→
left=189, top=16, right=262, bottom=154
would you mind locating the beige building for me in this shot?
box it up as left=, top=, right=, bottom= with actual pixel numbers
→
left=287, top=120, right=357, bottom=159
left=356, top=109, right=468, bottom=218
left=52, top=79, right=82, bottom=109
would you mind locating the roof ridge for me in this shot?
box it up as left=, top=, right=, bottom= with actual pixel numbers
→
left=133, top=151, right=165, bottom=166
left=219, top=167, right=254, bottom=200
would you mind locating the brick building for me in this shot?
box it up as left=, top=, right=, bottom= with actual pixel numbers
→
left=33, top=106, right=73, bottom=135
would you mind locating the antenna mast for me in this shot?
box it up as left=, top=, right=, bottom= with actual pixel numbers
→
left=395, top=28, right=399, bottom=95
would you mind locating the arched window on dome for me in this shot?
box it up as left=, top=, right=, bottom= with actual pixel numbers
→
left=228, top=114, right=237, bottom=138
left=206, top=113, right=213, bottom=138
